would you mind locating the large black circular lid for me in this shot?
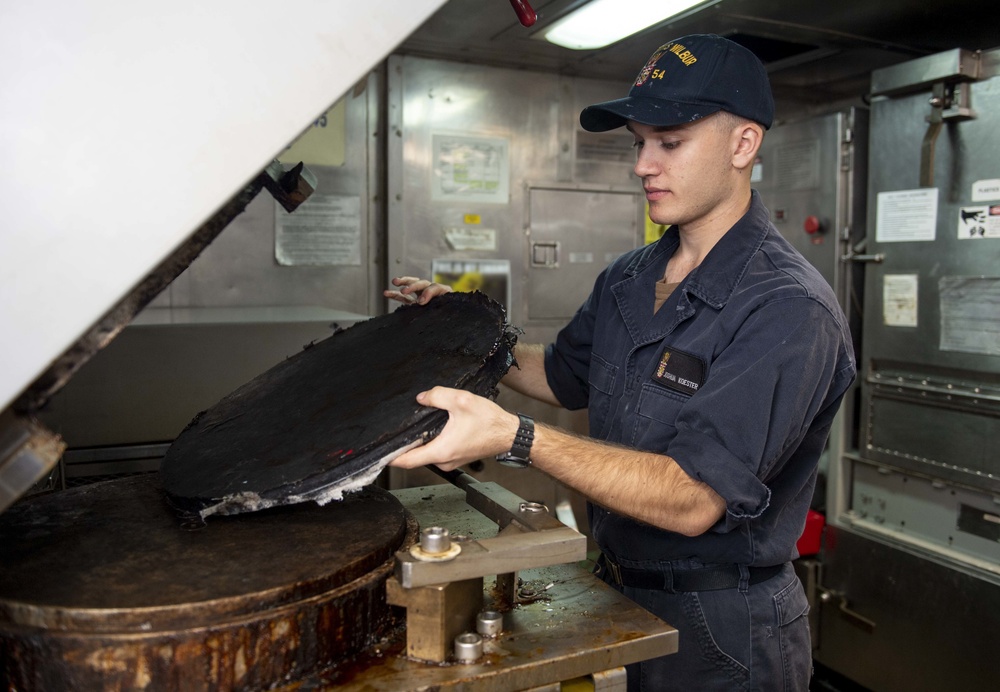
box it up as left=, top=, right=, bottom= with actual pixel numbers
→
left=160, top=291, right=516, bottom=517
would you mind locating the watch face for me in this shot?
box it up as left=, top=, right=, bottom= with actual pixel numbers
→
left=496, top=456, right=531, bottom=468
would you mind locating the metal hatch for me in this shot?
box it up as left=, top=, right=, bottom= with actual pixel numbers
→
left=0, top=0, right=451, bottom=514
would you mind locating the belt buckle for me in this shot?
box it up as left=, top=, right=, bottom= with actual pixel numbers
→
left=608, top=559, right=623, bottom=586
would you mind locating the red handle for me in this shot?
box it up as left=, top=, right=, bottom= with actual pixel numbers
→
left=509, top=0, right=537, bottom=27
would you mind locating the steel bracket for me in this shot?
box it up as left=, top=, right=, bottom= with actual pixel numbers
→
left=394, top=473, right=587, bottom=589
left=0, top=411, right=65, bottom=514
left=389, top=470, right=587, bottom=662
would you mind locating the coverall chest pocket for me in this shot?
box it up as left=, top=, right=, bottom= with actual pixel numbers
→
left=588, top=353, right=618, bottom=438
left=630, top=382, right=689, bottom=447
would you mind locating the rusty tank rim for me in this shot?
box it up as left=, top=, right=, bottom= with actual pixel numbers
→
left=0, top=474, right=412, bottom=633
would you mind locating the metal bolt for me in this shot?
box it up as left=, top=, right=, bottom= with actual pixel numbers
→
left=477, top=610, right=503, bottom=638
left=454, top=632, right=483, bottom=663
left=420, top=526, right=451, bottom=554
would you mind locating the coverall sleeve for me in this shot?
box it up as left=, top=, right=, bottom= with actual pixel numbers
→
left=542, top=269, right=610, bottom=411
left=666, top=296, right=855, bottom=528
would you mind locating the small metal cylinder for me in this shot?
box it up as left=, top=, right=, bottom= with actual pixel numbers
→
left=454, top=632, right=483, bottom=663
left=476, top=610, right=503, bottom=638
left=420, top=526, right=451, bottom=554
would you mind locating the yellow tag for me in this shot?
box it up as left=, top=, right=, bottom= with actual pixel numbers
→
left=463, top=214, right=482, bottom=225
left=644, top=203, right=668, bottom=244
left=278, top=100, right=346, bottom=167
left=433, top=271, right=485, bottom=293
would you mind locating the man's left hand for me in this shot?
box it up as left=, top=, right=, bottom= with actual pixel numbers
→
left=390, top=387, right=519, bottom=471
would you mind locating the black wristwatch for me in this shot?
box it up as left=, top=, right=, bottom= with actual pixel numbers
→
left=496, top=413, right=534, bottom=468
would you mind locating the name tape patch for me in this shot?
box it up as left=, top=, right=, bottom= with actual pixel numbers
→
left=651, top=346, right=705, bottom=396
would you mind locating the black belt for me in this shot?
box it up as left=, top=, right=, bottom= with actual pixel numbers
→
left=596, top=553, right=783, bottom=592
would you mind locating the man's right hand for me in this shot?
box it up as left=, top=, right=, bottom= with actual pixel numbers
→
left=386, top=276, right=562, bottom=407
left=383, top=276, right=453, bottom=305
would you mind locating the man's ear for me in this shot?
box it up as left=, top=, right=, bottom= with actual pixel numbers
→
left=732, top=123, right=764, bottom=170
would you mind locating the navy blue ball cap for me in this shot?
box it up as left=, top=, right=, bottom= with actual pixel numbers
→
left=580, top=34, right=774, bottom=132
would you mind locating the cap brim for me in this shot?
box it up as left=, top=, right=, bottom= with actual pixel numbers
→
left=580, top=96, right=722, bottom=132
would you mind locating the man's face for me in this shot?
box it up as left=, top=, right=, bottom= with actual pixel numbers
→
left=628, top=114, right=740, bottom=230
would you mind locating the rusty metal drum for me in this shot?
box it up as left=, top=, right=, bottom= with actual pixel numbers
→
left=0, top=475, right=414, bottom=691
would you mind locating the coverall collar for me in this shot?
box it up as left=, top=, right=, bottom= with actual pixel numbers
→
left=624, top=190, right=770, bottom=311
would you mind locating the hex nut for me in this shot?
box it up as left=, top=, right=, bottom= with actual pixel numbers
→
left=454, top=632, right=483, bottom=663
left=420, top=526, right=451, bottom=554
left=476, top=610, right=503, bottom=638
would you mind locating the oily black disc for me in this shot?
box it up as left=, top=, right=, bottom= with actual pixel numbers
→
left=159, top=291, right=516, bottom=517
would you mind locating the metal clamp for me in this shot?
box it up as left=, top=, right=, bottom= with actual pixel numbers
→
left=845, top=253, right=885, bottom=264
left=258, top=159, right=317, bottom=213
left=842, top=239, right=884, bottom=264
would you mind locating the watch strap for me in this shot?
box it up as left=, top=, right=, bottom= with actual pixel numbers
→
left=496, top=413, right=534, bottom=467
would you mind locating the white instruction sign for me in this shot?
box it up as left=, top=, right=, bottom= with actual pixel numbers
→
left=876, top=189, right=938, bottom=242
left=275, top=194, right=361, bottom=266
left=883, top=274, right=919, bottom=327
left=444, top=227, right=497, bottom=251
left=431, top=134, right=510, bottom=204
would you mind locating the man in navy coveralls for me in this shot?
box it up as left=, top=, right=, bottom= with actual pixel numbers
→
left=386, top=34, right=856, bottom=691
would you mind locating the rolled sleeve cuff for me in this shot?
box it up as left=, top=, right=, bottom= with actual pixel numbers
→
left=668, top=429, right=771, bottom=530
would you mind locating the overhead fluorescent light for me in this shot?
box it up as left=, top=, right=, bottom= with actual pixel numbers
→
left=543, top=0, right=716, bottom=51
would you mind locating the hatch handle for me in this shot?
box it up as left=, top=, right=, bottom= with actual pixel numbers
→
left=819, top=587, right=877, bottom=633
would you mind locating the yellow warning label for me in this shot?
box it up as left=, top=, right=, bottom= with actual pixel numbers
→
left=644, top=203, right=669, bottom=244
